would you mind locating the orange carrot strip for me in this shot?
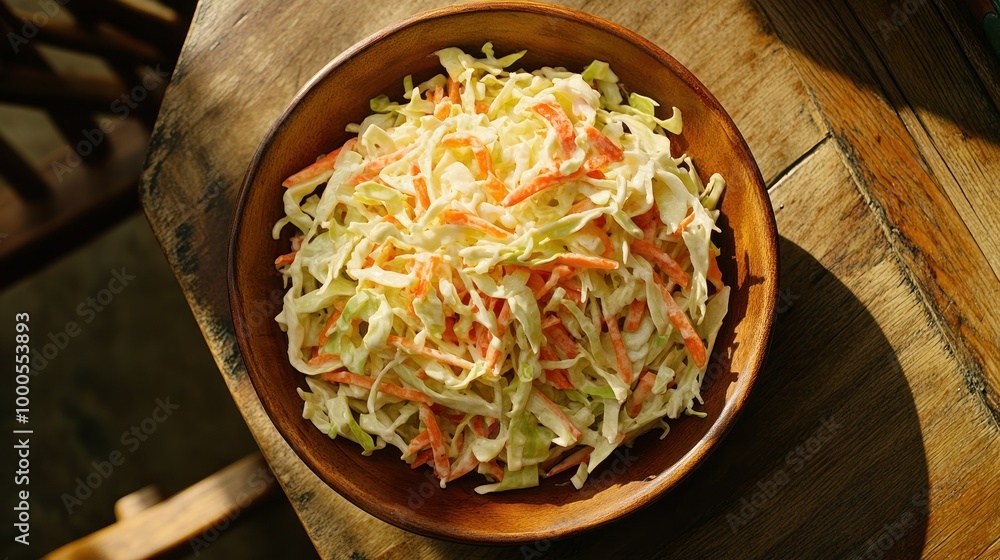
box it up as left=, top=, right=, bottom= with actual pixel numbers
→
left=410, top=163, right=431, bottom=216
left=653, top=275, right=707, bottom=367
left=545, top=446, right=591, bottom=477
left=531, top=388, right=582, bottom=440
left=707, top=251, right=724, bottom=291
left=447, top=78, right=460, bottom=103
left=441, top=133, right=495, bottom=177
left=502, top=166, right=586, bottom=206
left=411, top=448, right=433, bottom=469
left=307, top=354, right=341, bottom=368
left=471, top=416, right=488, bottom=438
left=527, top=271, right=548, bottom=299
left=624, top=300, right=645, bottom=332
left=485, top=173, right=508, bottom=201
left=586, top=169, right=605, bottom=179
left=605, top=315, right=633, bottom=385
left=434, top=101, right=450, bottom=120
left=274, top=251, right=297, bottom=266
left=626, top=371, right=657, bottom=417
left=406, top=430, right=430, bottom=455
left=349, top=146, right=411, bottom=186
left=540, top=315, right=562, bottom=329
left=540, top=347, right=574, bottom=390
left=475, top=102, right=489, bottom=114
left=389, top=336, right=476, bottom=370
left=533, top=102, right=577, bottom=155
left=419, top=404, right=451, bottom=479
left=318, top=307, right=345, bottom=346
left=544, top=323, right=579, bottom=359
left=485, top=301, right=513, bottom=371
left=584, top=126, right=624, bottom=162
left=673, top=212, right=696, bottom=235
left=447, top=452, right=479, bottom=482
left=432, top=84, right=444, bottom=103
left=569, top=198, right=596, bottom=214
left=321, top=370, right=433, bottom=405
left=282, top=139, right=357, bottom=187
left=632, top=239, right=691, bottom=289
left=440, top=209, right=510, bottom=238
left=482, top=460, right=504, bottom=481
left=551, top=253, right=619, bottom=270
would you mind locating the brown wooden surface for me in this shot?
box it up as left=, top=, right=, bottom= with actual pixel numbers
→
left=139, top=0, right=1000, bottom=558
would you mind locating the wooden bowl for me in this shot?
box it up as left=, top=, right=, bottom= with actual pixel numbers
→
left=229, top=1, right=778, bottom=544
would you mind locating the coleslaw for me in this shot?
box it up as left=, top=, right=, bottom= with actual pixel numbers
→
left=272, top=44, right=729, bottom=493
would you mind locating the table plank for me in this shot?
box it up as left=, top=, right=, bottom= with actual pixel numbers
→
left=138, top=0, right=1000, bottom=557
left=752, top=0, right=1000, bottom=431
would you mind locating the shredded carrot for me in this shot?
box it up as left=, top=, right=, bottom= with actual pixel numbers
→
left=411, top=257, right=435, bottom=300
left=545, top=446, right=591, bottom=477
left=410, top=163, right=431, bottom=216
left=274, top=251, right=296, bottom=267
left=527, top=271, right=548, bottom=299
left=447, top=78, right=461, bottom=103
left=419, top=404, right=450, bottom=479
left=411, top=448, right=433, bottom=469
left=482, top=460, right=504, bottom=481
left=584, top=126, right=624, bottom=162
left=531, top=388, right=582, bottom=440
left=307, top=353, right=340, bottom=368
left=570, top=198, right=596, bottom=214
left=485, top=173, right=508, bottom=201
left=540, top=315, right=562, bottom=329
left=605, top=315, right=633, bottom=385
left=540, top=346, right=574, bottom=390
left=533, top=102, right=577, bottom=156
left=583, top=222, right=614, bottom=257
left=349, top=146, right=411, bottom=186
left=544, top=323, right=579, bottom=359
left=388, top=336, right=476, bottom=370
left=544, top=369, right=575, bottom=390
left=502, top=166, right=586, bottom=206
left=475, top=102, right=489, bottom=114
left=440, top=209, right=510, bottom=238
left=653, top=275, right=707, bottom=367
left=586, top=169, right=606, bottom=179
left=441, top=133, right=495, bottom=177
left=471, top=416, right=488, bottom=437
left=632, top=239, right=690, bottom=289
left=626, top=371, right=657, bottom=417
left=485, top=301, right=513, bottom=372
left=673, top=212, right=696, bottom=235
left=442, top=317, right=459, bottom=346
left=318, top=306, right=345, bottom=346
left=405, top=430, right=430, bottom=455
left=321, top=370, right=433, bottom=405
left=282, top=138, right=357, bottom=187
left=551, top=253, right=619, bottom=270
left=446, top=451, right=479, bottom=482
left=707, top=251, right=724, bottom=291
left=624, top=300, right=645, bottom=332
left=431, top=84, right=444, bottom=103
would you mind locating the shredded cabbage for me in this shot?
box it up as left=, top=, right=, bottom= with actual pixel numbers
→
left=274, top=44, right=729, bottom=493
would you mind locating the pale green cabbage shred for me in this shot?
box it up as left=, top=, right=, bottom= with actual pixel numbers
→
left=274, top=44, right=730, bottom=493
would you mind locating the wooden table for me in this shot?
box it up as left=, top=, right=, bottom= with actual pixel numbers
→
left=139, top=1, right=1000, bottom=557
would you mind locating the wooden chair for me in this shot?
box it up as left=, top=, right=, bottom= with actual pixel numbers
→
left=0, top=0, right=196, bottom=287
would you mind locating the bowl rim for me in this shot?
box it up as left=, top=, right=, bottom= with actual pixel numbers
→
left=228, top=0, right=779, bottom=544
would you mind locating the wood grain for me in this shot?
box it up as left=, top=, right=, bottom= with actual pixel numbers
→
left=138, top=0, right=1000, bottom=557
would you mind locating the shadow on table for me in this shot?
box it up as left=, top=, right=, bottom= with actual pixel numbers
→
left=746, top=0, right=1000, bottom=149
left=426, top=236, right=928, bottom=559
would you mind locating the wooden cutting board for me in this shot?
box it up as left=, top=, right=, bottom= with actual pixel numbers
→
left=139, top=0, right=1000, bottom=557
